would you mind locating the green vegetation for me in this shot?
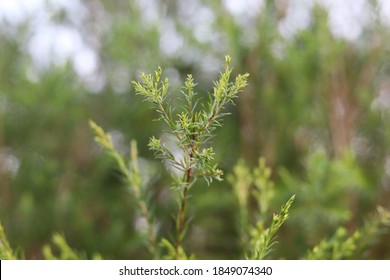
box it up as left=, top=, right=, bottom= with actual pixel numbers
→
left=1, top=1, right=390, bottom=259
left=0, top=222, right=16, bottom=260
left=91, top=58, right=293, bottom=260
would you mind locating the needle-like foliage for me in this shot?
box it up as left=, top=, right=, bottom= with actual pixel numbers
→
left=132, top=55, right=249, bottom=259
left=248, top=195, right=295, bottom=260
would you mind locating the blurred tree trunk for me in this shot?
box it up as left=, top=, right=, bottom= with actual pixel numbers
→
left=238, top=53, right=260, bottom=166
left=327, top=64, right=358, bottom=158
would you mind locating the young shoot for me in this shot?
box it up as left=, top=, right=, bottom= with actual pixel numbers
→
left=132, top=55, right=249, bottom=259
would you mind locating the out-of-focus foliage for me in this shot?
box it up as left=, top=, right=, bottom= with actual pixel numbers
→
left=1, top=0, right=390, bottom=259
left=42, top=233, right=102, bottom=260
left=89, top=120, right=157, bottom=258
left=0, top=222, right=16, bottom=260
left=279, top=149, right=368, bottom=246
left=306, top=207, right=390, bottom=259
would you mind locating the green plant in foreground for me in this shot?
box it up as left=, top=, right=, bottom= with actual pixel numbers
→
left=132, top=55, right=249, bottom=259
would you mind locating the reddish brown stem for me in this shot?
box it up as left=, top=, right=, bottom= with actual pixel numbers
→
left=175, top=165, right=192, bottom=258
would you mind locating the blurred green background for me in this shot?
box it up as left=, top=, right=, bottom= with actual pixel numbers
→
left=1, top=0, right=390, bottom=259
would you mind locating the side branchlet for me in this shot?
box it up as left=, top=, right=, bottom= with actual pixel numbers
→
left=248, top=195, right=295, bottom=260
left=89, top=120, right=157, bottom=258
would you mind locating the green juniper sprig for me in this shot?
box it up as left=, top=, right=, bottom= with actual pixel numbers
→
left=132, top=55, right=249, bottom=259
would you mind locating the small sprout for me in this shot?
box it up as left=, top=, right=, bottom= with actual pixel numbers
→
left=200, top=147, right=215, bottom=162
left=148, top=136, right=161, bottom=150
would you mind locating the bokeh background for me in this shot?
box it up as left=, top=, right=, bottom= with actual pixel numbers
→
left=1, top=0, right=390, bottom=259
